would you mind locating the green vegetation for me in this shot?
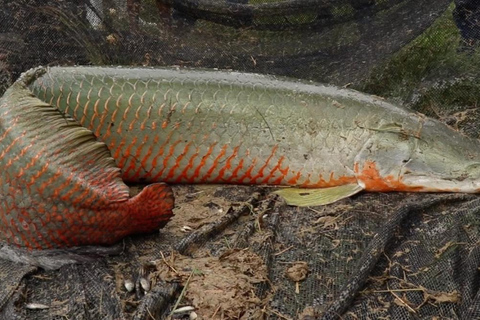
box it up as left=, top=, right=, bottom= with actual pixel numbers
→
left=360, top=4, right=480, bottom=115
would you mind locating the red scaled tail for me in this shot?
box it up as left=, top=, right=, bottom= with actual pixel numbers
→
left=0, top=68, right=175, bottom=249
left=123, top=183, right=175, bottom=234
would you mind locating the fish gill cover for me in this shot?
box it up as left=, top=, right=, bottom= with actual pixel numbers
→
left=2, top=0, right=480, bottom=320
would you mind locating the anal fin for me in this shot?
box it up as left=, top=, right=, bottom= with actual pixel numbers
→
left=273, top=184, right=363, bottom=207
left=126, top=183, right=175, bottom=234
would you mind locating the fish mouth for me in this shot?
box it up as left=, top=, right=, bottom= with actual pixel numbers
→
left=401, top=175, right=480, bottom=193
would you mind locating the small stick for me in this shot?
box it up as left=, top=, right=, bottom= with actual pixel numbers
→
left=160, top=251, right=178, bottom=274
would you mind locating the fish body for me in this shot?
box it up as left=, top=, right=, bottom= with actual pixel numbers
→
left=31, top=67, right=480, bottom=192
left=2, top=66, right=480, bottom=249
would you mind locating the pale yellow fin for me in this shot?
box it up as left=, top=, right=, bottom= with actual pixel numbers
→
left=273, top=184, right=363, bottom=207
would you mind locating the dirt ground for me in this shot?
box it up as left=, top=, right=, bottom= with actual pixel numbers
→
left=110, top=184, right=277, bottom=319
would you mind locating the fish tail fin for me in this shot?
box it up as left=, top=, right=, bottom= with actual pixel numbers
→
left=0, top=73, right=175, bottom=249
left=125, top=183, right=175, bottom=234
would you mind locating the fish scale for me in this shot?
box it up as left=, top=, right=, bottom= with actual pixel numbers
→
left=31, top=67, right=382, bottom=187
left=3, top=66, right=480, bottom=250
left=0, top=69, right=174, bottom=249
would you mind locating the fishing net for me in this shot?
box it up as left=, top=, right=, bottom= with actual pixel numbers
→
left=1, top=0, right=480, bottom=319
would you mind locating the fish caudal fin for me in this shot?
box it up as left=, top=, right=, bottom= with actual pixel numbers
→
left=274, top=184, right=363, bottom=206
left=0, top=70, right=175, bottom=249
left=125, top=183, right=175, bottom=234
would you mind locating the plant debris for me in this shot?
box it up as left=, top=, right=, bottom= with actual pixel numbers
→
left=152, top=249, right=269, bottom=319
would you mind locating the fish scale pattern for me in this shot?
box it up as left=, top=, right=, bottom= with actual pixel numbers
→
left=0, top=72, right=174, bottom=249
left=31, top=66, right=401, bottom=188
left=4, top=66, right=480, bottom=249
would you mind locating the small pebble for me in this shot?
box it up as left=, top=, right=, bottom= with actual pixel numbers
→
left=124, top=279, right=135, bottom=292
left=181, top=226, right=193, bottom=232
left=172, top=306, right=195, bottom=314
left=140, top=277, right=150, bottom=292
left=26, top=303, right=49, bottom=310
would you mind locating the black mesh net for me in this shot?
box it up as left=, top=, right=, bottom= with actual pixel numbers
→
left=2, top=0, right=480, bottom=319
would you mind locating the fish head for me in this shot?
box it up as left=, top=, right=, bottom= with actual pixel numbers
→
left=399, top=119, right=480, bottom=192
left=355, top=118, right=480, bottom=193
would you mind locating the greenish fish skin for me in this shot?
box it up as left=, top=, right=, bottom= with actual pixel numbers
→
left=2, top=66, right=480, bottom=251
left=31, top=66, right=480, bottom=192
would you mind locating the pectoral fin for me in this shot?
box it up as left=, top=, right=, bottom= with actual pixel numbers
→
left=273, top=184, right=364, bottom=207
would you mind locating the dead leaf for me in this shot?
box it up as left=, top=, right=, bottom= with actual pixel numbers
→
left=298, top=306, right=319, bottom=319
left=286, top=262, right=309, bottom=282
left=425, top=289, right=460, bottom=304
left=313, top=216, right=338, bottom=229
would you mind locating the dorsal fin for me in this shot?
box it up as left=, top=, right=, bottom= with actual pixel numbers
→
left=1, top=72, right=129, bottom=207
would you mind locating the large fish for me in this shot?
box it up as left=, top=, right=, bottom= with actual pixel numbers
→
left=1, top=66, right=480, bottom=250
